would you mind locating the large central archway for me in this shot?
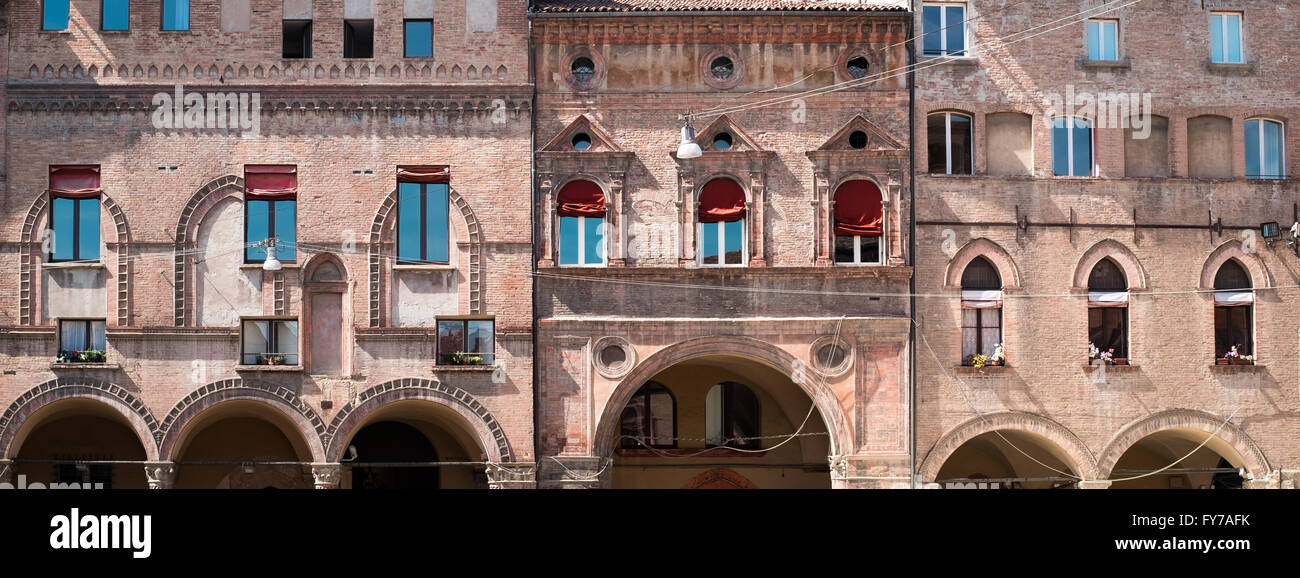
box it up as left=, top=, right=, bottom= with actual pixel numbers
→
left=333, top=400, right=490, bottom=489
left=169, top=400, right=320, bottom=489
left=9, top=397, right=155, bottom=489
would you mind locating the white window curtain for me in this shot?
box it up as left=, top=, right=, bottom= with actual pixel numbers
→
left=961, top=289, right=1003, bottom=308
left=1088, top=291, right=1128, bottom=307
left=1214, top=291, right=1253, bottom=306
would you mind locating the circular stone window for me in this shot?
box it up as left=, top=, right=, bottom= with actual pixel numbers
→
left=701, top=48, right=743, bottom=89
left=710, top=57, right=734, bottom=80
left=808, top=336, right=853, bottom=378
left=564, top=48, right=605, bottom=91
left=571, top=57, right=595, bottom=82
left=572, top=132, right=592, bottom=151
left=712, top=132, right=734, bottom=151
left=593, top=336, right=636, bottom=378
left=849, top=130, right=868, bottom=149
left=846, top=56, right=870, bottom=79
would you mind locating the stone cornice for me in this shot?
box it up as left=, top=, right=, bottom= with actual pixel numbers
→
left=534, top=14, right=907, bottom=44
left=538, top=265, right=913, bottom=280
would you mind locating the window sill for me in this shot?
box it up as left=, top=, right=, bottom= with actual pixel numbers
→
left=919, top=54, right=979, bottom=66
left=238, top=263, right=299, bottom=270
left=615, top=448, right=767, bottom=458
left=43, top=261, right=106, bottom=270
left=393, top=264, right=456, bottom=272
left=235, top=364, right=304, bottom=372
left=49, top=362, right=120, bottom=370
left=99, top=30, right=132, bottom=34
left=1082, top=363, right=1140, bottom=372
left=954, top=365, right=1009, bottom=375
left=432, top=364, right=496, bottom=372
left=1081, top=57, right=1131, bottom=70
left=1205, top=61, right=1255, bottom=74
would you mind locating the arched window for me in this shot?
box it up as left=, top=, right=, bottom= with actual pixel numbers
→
left=698, top=179, right=746, bottom=267
left=1088, top=258, right=1129, bottom=363
left=1213, top=260, right=1253, bottom=360
left=927, top=112, right=973, bottom=175
left=833, top=180, right=884, bottom=265
left=1245, top=118, right=1285, bottom=180
left=47, top=165, right=103, bottom=263
left=556, top=180, right=606, bottom=266
left=619, top=382, right=676, bottom=449
left=961, top=257, right=1003, bottom=365
left=1051, top=116, right=1093, bottom=177
left=705, top=382, right=760, bottom=449
left=395, top=166, right=449, bottom=265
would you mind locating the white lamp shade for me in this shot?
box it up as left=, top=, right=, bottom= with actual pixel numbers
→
left=677, top=124, right=703, bottom=159
left=262, top=254, right=283, bottom=271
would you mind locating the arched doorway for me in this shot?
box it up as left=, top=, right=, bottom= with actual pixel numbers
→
left=609, top=354, right=832, bottom=489
left=11, top=398, right=152, bottom=489
left=1107, top=429, right=1247, bottom=489
left=335, top=400, right=490, bottom=489
left=932, top=431, right=1080, bottom=489
left=171, top=400, right=317, bottom=489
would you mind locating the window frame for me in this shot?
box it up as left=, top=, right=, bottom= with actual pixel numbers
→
left=343, top=19, right=375, bottom=59
left=928, top=111, right=974, bottom=175
left=403, top=19, right=434, bottom=59
left=240, top=317, right=300, bottom=366
left=557, top=215, right=607, bottom=268
left=1244, top=118, right=1286, bottom=180
left=705, top=382, right=761, bottom=450
left=102, top=0, right=130, bottom=31
left=834, top=234, right=883, bottom=266
left=244, top=199, right=297, bottom=264
left=435, top=317, right=496, bottom=366
left=47, top=196, right=101, bottom=263
left=395, top=181, right=450, bottom=265
left=160, top=0, right=189, bottom=31
left=282, top=19, right=314, bottom=59
left=1051, top=116, right=1095, bottom=177
left=57, top=318, right=107, bottom=357
left=1087, top=18, right=1120, bottom=61
left=961, top=307, right=1002, bottom=363
left=43, top=0, right=70, bottom=30
left=1209, top=11, right=1245, bottom=64
left=619, top=382, right=677, bottom=450
left=921, top=2, right=968, bottom=57
left=697, top=218, right=747, bottom=268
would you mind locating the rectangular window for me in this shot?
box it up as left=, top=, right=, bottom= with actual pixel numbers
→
left=1052, top=117, right=1094, bottom=177
left=834, top=235, right=882, bottom=265
left=396, top=182, right=449, bottom=264
left=44, top=0, right=70, bottom=30
left=1214, top=306, right=1252, bottom=358
left=58, top=319, right=107, bottom=362
left=699, top=220, right=745, bottom=266
left=1087, top=19, right=1119, bottom=61
left=961, top=308, right=1001, bottom=362
left=244, top=200, right=296, bottom=263
left=241, top=319, right=299, bottom=365
left=927, top=112, right=973, bottom=175
left=404, top=19, right=433, bottom=58
left=558, top=216, right=605, bottom=266
left=283, top=20, right=313, bottom=59
left=162, top=0, right=189, bottom=30
left=1088, top=307, right=1128, bottom=359
left=437, top=319, right=495, bottom=365
left=1210, top=12, right=1243, bottom=64
left=922, top=3, right=966, bottom=57
left=48, top=197, right=102, bottom=262
left=344, top=20, right=374, bottom=58
left=103, top=0, right=130, bottom=30
left=1245, top=119, right=1285, bottom=179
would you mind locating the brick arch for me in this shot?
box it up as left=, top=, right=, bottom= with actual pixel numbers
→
left=944, top=237, right=1022, bottom=289
left=1073, top=239, right=1149, bottom=290
left=918, top=412, right=1100, bottom=482
left=157, top=378, right=326, bottom=462
left=1200, top=240, right=1273, bottom=290
left=0, top=378, right=160, bottom=460
left=323, top=379, right=512, bottom=462
left=1095, top=409, right=1270, bottom=480
left=172, top=174, right=245, bottom=326
left=302, top=251, right=349, bottom=282
left=682, top=468, right=759, bottom=489
left=592, top=335, right=853, bottom=459
left=368, top=186, right=482, bottom=327
left=18, top=190, right=133, bottom=325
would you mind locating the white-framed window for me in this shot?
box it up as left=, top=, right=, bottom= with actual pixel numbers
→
left=832, top=180, right=885, bottom=266
left=558, top=215, right=606, bottom=266
left=922, top=3, right=967, bottom=57
left=1087, top=19, right=1119, bottom=61
left=1210, top=11, right=1244, bottom=64
left=1245, top=118, right=1285, bottom=179
left=241, top=318, right=299, bottom=366
left=1051, top=116, right=1094, bottom=177
left=698, top=179, right=748, bottom=267
left=927, top=112, right=973, bottom=175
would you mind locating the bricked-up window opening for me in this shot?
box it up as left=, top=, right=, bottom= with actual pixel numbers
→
left=1245, top=118, right=1285, bottom=179
left=922, top=3, right=966, bottom=57
left=710, top=57, right=735, bottom=80
left=706, top=382, right=760, bottom=450
left=57, top=463, right=113, bottom=489
left=59, top=319, right=107, bottom=362
left=1087, top=19, right=1119, bottom=61
left=1052, top=116, right=1094, bottom=177
left=244, top=166, right=298, bottom=264
left=986, top=112, right=1033, bottom=176
left=241, top=319, right=299, bottom=365
left=397, top=182, right=450, bottom=264
left=44, top=0, right=70, bottom=30
left=436, top=319, right=494, bottom=366
left=557, top=181, right=606, bottom=266
left=47, top=165, right=103, bottom=263
left=698, top=179, right=747, bottom=267
left=846, top=57, right=870, bottom=79
left=1125, top=115, right=1169, bottom=178
left=1088, top=258, right=1129, bottom=360
left=404, top=19, right=433, bottom=58
left=570, top=57, right=595, bottom=82
left=961, top=257, right=1002, bottom=364
left=283, top=20, right=313, bottom=59
left=1210, top=11, right=1244, bottom=64
left=620, top=382, right=676, bottom=449
left=161, top=0, right=189, bottom=31
left=928, top=112, right=972, bottom=175
left=833, top=180, right=883, bottom=265
left=1213, top=260, right=1253, bottom=358
left=571, top=133, right=592, bottom=151
left=103, top=0, right=130, bottom=31
left=1187, top=115, right=1233, bottom=178
left=849, top=130, right=868, bottom=149
left=344, top=20, right=374, bottom=58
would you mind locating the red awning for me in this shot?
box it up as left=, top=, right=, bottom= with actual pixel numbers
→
left=48, top=165, right=102, bottom=199
left=397, top=165, right=450, bottom=184
left=833, top=180, right=883, bottom=236
left=245, top=165, right=298, bottom=200
left=698, top=179, right=746, bottom=223
left=556, top=180, right=606, bottom=218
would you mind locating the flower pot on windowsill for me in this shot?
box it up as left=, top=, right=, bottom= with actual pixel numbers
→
left=1229, top=358, right=1253, bottom=365
left=1215, top=358, right=1230, bottom=365
left=1111, top=358, right=1128, bottom=366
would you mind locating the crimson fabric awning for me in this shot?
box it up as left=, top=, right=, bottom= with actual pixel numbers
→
left=48, top=165, right=101, bottom=199
left=698, top=179, right=746, bottom=223
left=398, top=165, right=450, bottom=184
left=245, top=165, right=298, bottom=200
left=833, top=180, right=883, bottom=236
left=556, top=180, right=606, bottom=218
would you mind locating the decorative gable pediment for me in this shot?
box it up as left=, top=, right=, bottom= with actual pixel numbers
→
left=694, top=114, right=765, bottom=153
left=816, top=114, right=905, bottom=152
left=540, top=114, right=623, bottom=153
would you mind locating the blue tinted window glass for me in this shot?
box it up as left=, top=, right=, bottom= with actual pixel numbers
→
left=246, top=200, right=269, bottom=262
left=1088, top=21, right=1102, bottom=60
left=162, top=0, right=189, bottom=31
left=1225, top=14, right=1242, bottom=63
left=1072, top=119, right=1092, bottom=176
left=1103, top=21, right=1117, bottom=60
left=1262, top=120, right=1282, bottom=178
left=724, top=219, right=743, bottom=264
left=922, top=6, right=942, bottom=55
left=1210, top=14, right=1225, bottom=63
left=275, top=201, right=296, bottom=261
left=78, top=198, right=101, bottom=261
left=584, top=216, right=604, bottom=265
left=701, top=222, right=719, bottom=264
left=405, top=20, right=432, bottom=58
left=1051, top=118, right=1069, bottom=176
left=426, top=183, right=449, bottom=263
left=51, top=197, right=76, bottom=261
left=1245, top=119, right=1260, bottom=178
left=103, top=0, right=130, bottom=30
left=44, top=0, right=70, bottom=30
left=397, top=182, right=422, bottom=261
left=945, top=6, right=965, bottom=54
left=559, top=216, right=579, bottom=265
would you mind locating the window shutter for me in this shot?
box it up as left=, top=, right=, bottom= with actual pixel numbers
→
left=556, top=180, right=606, bottom=218
left=397, top=165, right=450, bottom=184
left=698, top=179, right=746, bottom=223
left=49, top=166, right=102, bottom=199
left=244, top=165, right=298, bottom=200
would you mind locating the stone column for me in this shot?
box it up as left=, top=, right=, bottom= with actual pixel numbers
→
left=1076, top=479, right=1113, bottom=489
left=537, top=173, right=555, bottom=267
left=747, top=169, right=766, bottom=267
left=537, top=456, right=611, bottom=489
left=311, top=463, right=342, bottom=489
left=144, top=461, right=177, bottom=490
left=606, top=171, right=626, bottom=267
left=485, top=462, right=538, bottom=489
left=676, top=170, right=695, bottom=266
left=812, top=164, right=832, bottom=266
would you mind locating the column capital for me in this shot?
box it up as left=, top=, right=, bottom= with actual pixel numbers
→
left=311, top=463, right=343, bottom=489
left=485, top=462, right=537, bottom=489
left=143, top=461, right=177, bottom=490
